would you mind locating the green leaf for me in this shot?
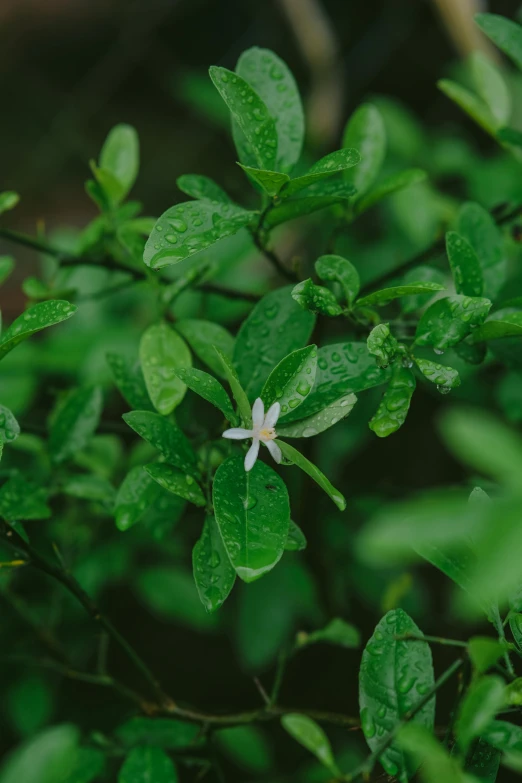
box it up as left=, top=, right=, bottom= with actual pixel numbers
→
left=233, top=286, right=315, bottom=400
left=369, top=366, right=416, bottom=438
left=238, top=164, right=289, bottom=196
left=118, top=746, right=177, bottom=783
left=0, top=256, right=14, bottom=286
left=143, top=199, right=256, bottom=269
left=107, top=353, right=153, bottom=411
left=116, top=717, right=200, bottom=749
left=282, top=149, right=360, bottom=198
left=0, top=301, right=76, bottom=362
left=291, top=279, right=343, bottom=317
left=265, top=182, right=356, bottom=227
left=473, top=311, right=522, bottom=342
left=280, top=714, right=339, bottom=776
left=464, top=738, right=501, bottom=783
left=367, top=323, right=399, bottom=368
left=357, top=281, right=445, bottom=307
left=414, top=358, right=461, bottom=392
left=315, top=254, right=360, bottom=306
left=457, top=202, right=505, bottom=300
left=61, top=475, right=115, bottom=504
left=401, top=266, right=447, bottom=314
left=482, top=720, right=522, bottom=755
left=276, top=439, right=345, bottom=510
left=209, top=65, right=278, bottom=169
left=438, top=79, right=496, bottom=136
left=261, top=345, right=317, bottom=416
left=355, top=168, right=427, bottom=215
left=115, top=466, right=161, bottom=531
left=285, top=520, right=307, bottom=551
left=64, top=748, right=106, bottom=783
left=471, top=51, right=511, bottom=126
left=0, top=405, right=20, bottom=446
left=297, top=618, right=360, bottom=649
left=235, top=47, right=304, bottom=172
left=456, top=676, right=506, bottom=753
left=0, top=476, right=51, bottom=521
left=359, top=609, right=435, bottom=780
left=213, top=455, right=290, bottom=582
left=510, top=614, right=522, bottom=650
left=176, top=367, right=237, bottom=424
left=99, top=124, right=139, bottom=204
left=446, top=231, right=483, bottom=297
left=123, top=411, right=199, bottom=477
left=175, top=319, right=234, bottom=379
left=145, top=463, right=205, bottom=507
left=475, top=13, right=522, bottom=71
left=0, top=724, right=79, bottom=783
left=497, top=126, right=522, bottom=146
left=49, top=386, right=103, bottom=464
left=276, top=392, right=357, bottom=438
left=398, top=725, right=469, bottom=783
left=342, top=103, right=386, bottom=196
left=0, top=191, right=19, bottom=215
left=413, top=540, right=486, bottom=612
left=415, top=296, right=492, bottom=352
left=216, top=726, right=272, bottom=774
left=468, top=637, right=506, bottom=674
left=193, top=514, right=236, bottom=612
left=136, top=568, right=216, bottom=630
left=139, top=322, right=191, bottom=416
left=176, top=173, right=230, bottom=203
left=282, top=342, right=388, bottom=422
left=215, top=348, right=252, bottom=426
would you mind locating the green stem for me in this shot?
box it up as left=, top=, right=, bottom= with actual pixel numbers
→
left=396, top=633, right=467, bottom=648
left=491, top=605, right=515, bottom=676
left=269, top=648, right=289, bottom=706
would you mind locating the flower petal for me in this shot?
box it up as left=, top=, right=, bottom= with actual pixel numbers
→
left=252, top=397, right=265, bottom=428
left=244, top=439, right=260, bottom=471
left=222, top=428, right=253, bottom=440
left=265, top=439, right=282, bottom=464
left=264, top=402, right=281, bottom=428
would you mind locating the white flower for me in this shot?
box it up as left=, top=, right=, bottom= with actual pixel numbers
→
left=222, top=397, right=282, bottom=472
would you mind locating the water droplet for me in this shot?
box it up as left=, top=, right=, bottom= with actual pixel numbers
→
left=361, top=707, right=376, bottom=738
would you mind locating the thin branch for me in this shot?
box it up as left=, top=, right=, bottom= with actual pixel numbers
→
left=157, top=702, right=359, bottom=728
left=252, top=232, right=298, bottom=282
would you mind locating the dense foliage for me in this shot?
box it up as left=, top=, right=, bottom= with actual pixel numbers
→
left=3, top=10, right=522, bottom=783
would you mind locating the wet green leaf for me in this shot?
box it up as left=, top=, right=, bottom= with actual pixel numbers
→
left=401, top=266, right=448, bottom=314
left=176, top=367, right=237, bottom=424
left=342, top=103, right=386, bottom=196
left=215, top=348, right=252, bottom=426
left=145, top=463, right=205, bottom=507
left=0, top=405, right=20, bottom=446
left=457, top=202, right=505, bottom=300
left=473, top=311, right=522, bottom=341
left=49, top=386, right=103, bottom=464
left=176, top=173, right=230, bottom=203
left=115, top=466, right=161, bottom=531
left=143, top=199, right=256, bottom=269
left=0, top=300, right=76, bottom=362
left=446, top=231, right=483, bottom=297
left=277, top=439, right=345, bottom=510
left=291, top=278, right=343, bottom=316
left=233, top=286, right=315, bottom=400
left=238, top=165, right=289, bottom=196
left=315, top=254, right=360, bottom=306
left=476, top=13, right=522, bottom=72
left=415, top=295, right=491, bottom=352
left=482, top=720, right=522, bottom=756
left=281, top=714, right=339, bottom=776
left=276, top=392, right=357, bottom=438
left=438, top=79, right=496, bottom=136
left=106, top=353, right=154, bottom=411
left=193, top=515, right=236, bottom=612
left=123, top=411, right=199, bottom=477
left=265, top=182, right=356, bottom=227
left=261, top=345, right=317, bottom=416
left=213, top=455, right=290, bottom=582
left=359, top=609, right=435, bottom=780
left=358, top=281, right=444, bottom=307
left=414, top=358, right=460, bottom=391
left=464, top=737, right=501, bottom=783
left=139, top=322, right=191, bottom=416
left=369, top=366, right=416, bottom=438
left=0, top=724, right=79, bottom=783
left=285, top=520, right=307, bottom=551
left=471, top=51, right=511, bottom=126
left=367, top=324, right=399, bottom=368
left=509, top=614, right=522, bottom=650
left=118, top=746, right=177, bottom=783
left=282, top=149, right=360, bottom=198
left=356, top=168, right=427, bottom=215
left=456, top=676, right=506, bottom=753
left=175, top=319, right=234, bottom=379
left=497, top=126, right=522, bottom=146
left=297, top=618, right=360, bottom=649
left=0, top=476, right=50, bottom=521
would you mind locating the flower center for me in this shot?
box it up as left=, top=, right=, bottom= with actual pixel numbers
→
left=259, top=427, right=276, bottom=442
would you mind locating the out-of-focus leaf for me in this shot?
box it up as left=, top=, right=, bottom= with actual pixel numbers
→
left=457, top=202, right=505, bottom=300
left=342, top=103, right=386, bottom=196
left=135, top=568, right=216, bottom=631
left=115, top=466, right=161, bottom=531
left=285, top=520, right=307, bottom=551
left=0, top=256, right=14, bottom=286
left=476, top=13, right=522, bottom=72
left=61, top=475, right=115, bottom=505
left=0, top=405, right=20, bottom=446
left=455, top=676, right=506, bottom=753
left=98, top=124, right=139, bottom=204
left=471, top=51, right=511, bottom=126
left=216, top=725, right=273, bottom=773
left=468, top=637, right=506, bottom=674
left=139, top=322, right=191, bottom=416
left=355, top=169, right=427, bottom=215
left=0, top=724, right=79, bottom=783
left=0, top=476, right=50, bottom=521
left=49, top=386, right=103, bottom=465
left=297, top=618, right=360, bottom=649
left=281, top=715, right=339, bottom=775
left=115, top=717, right=200, bottom=749
left=118, top=746, right=177, bottom=783
left=438, top=79, right=496, bottom=136
left=398, top=724, right=470, bottom=783
left=473, top=311, right=522, bottom=342
left=0, top=191, right=19, bottom=215
left=215, top=348, right=252, bottom=426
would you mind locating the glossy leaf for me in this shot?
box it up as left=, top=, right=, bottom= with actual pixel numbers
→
left=473, top=311, right=522, bottom=342
left=498, top=126, right=522, bottom=146
left=0, top=300, right=76, bottom=362
left=468, top=637, right=506, bottom=674
left=297, top=618, right=360, bottom=649
left=49, top=386, right=103, bottom=464
left=401, top=266, right=448, bottom=314
left=176, top=318, right=234, bottom=379
left=355, top=168, right=427, bottom=215
left=123, top=411, right=199, bottom=477
left=369, top=366, right=416, bottom=438
left=457, top=202, right=505, bottom=300
left=315, top=254, right=360, bottom=306
left=139, top=322, right=191, bottom=416
left=0, top=476, right=51, bottom=521
left=476, top=13, right=522, bottom=72
left=471, top=51, right=511, bottom=126
left=143, top=199, right=256, bottom=269
left=367, top=323, right=399, bottom=368
left=261, top=345, right=317, bottom=416
left=415, top=295, right=492, bottom=352
left=215, top=348, right=252, bottom=426
left=446, top=231, right=483, bottom=297
left=176, top=173, right=230, bottom=203
left=233, top=286, right=315, bottom=400
left=99, top=124, right=139, bottom=204
left=456, top=676, right=506, bottom=753
left=118, top=746, right=177, bottom=783
left=212, top=455, right=290, bottom=582
left=115, top=466, right=161, bottom=532
left=510, top=614, right=522, bottom=650
left=342, top=103, right=386, bottom=196
left=280, top=715, right=339, bottom=776
left=291, top=279, right=343, bottom=317
left=193, top=515, right=236, bottom=612
left=106, top=353, right=154, bottom=411
left=464, top=738, right=501, bottom=783
left=210, top=65, right=278, bottom=169
left=358, top=281, right=444, bottom=307
left=265, top=182, right=356, bottom=227
left=238, top=164, right=289, bottom=196
left=438, top=79, right=496, bottom=136
left=0, top=405, right=20, bottom=446
left=276, top=393, right=357, bottom=438
left=176, top=367, right=237, bottom=424
left=285, top=520, right=307, bottom=551
left=277, top=439, right=345, bottom=510
left=145, top=463, right=205, bottom=507
left=414, top=358, right=461, bottom=391
left=282, top=148, right=360, bottom=198
left=359, top=609, right=435, bottom=780
left=0, top=724, right=79, bottom=783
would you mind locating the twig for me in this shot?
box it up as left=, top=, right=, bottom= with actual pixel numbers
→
left=252, top=232, right=298, bottom=282
left=157, top=702, right=359, bottom=728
